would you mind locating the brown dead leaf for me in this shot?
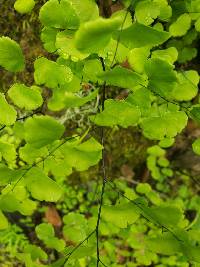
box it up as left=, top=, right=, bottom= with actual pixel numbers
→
left=45, top=206, right=62, bottom=227
left=120, top=164, right=135, bottom=179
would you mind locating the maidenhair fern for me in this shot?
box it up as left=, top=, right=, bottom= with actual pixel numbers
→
left=0, top=0, right=200, bottom=266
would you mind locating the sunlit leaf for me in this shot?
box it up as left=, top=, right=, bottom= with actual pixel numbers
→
left=39, top=0, right=79, bottom=29
left=0, top=93, right=17, bottom=126
left=25, top=168, right=63, bottom=202
left=34, top=57, right=73, bottom=89
left=8, top=83, right=43, bottom=110
left=90, top=99, right=141, bottom=127
left=102, top=203, right=140, bottom=228
left=24, top=115, right=65, bottom=148
left=98, top=66, right=147, bottom=89
left=0, top=37, right=25, bottom=72
left=169, top=13, right=191, bottom=37
left=75, top=17, right=121, bottom=53
left=14, top=0, right=35, bottom=14
left=114, top=22, right=170, bottom=49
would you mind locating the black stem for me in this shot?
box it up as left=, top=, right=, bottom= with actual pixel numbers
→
left=96, top=57, right=106, bottom=267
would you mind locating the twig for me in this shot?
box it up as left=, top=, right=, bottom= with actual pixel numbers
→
left=99, top=259, right=109, bottom=267
left=96, top=57, right=107, bottom=267
left=110, top=0, right=134, bottom=68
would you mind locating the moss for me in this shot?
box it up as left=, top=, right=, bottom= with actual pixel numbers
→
left=0, top=0, right=46, bottom=91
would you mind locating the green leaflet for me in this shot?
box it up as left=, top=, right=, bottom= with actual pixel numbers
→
left=146, top=233, right=182, bottom=255
left=169, top=13, right=191, bottom=37
left=47, top=76, right=82, bottom=111
left=24, top=115, right=65, bottom=148
left=63, top=212, right=89, bottom=242
left=142, top=205, right=183, bottom=228
left=128, top=47, right=150, bottom=73
left=111, top=10, right=132, bottom=29
left=90, top=99, right=141, bottom=127
left=145, top=58, right=178, bottom=98
left=178, top=47, right=197, bottom=63
left=114, top=22, right=170, bottom=49
left=0, top=141, right=16, bottom=167
left=63, top=90, right=98, bottom=108
left=136, top=183, right=152, bottom=194
left=44, top=157, right=72, bottom=179
left=102, top=203, right=140, bottom=228
left=0, top=37, right=25, bottom=72
left=75, top=17, right=122, bottom=53
left=155, top=0, right=172, bottom=21
left=39, top=0, right=79, bottom=29
left=8, top=84, right=43, bottom=110
left=172, top=71, right=199, bottom=101
left=36, top=223, right=65, bottom=252
left=25, top=167, right=63, bottom=202
left=58, top=137, right=103, bottom=172
left=190, top=105, right=200, bottom=124
left=126, top=88, right=152, bottom=116
left=69, top=0, right=99, bottom=23
left=146, top=232, right=200, bottom=262
left=0, top=93, right=17, bottom=126
left=195, top=17, right=200, bottom=32
left=98, top=66, right=147, bottom=89
left=0, top=190, right=36, bottom=215
left=0, top=194, right=21, bottom=212
left=141, top=110, right=188, bottom=140
left=41, top=27, right=59, bottom=53
left=24, top=245, right=47, bottom=261
left=42, top=137, right=102, bottom=179
left=0, top=165, right=20, bottom=186
left=56, top=30, right=89, bottom=61
left=0, top=210, right=8, bottom=229
left=19, top=144, right=48, bottom=164
left=83, top=59, right=103, bottom=83
left=192, top=138, right=200, bottom=155
left=56, top=246, right=95, bottom=265
left=151, top=47, right=178, bottom=64
left=135, top=0, right=160, bottom=25
left=99, top=38, right=129, bottom=64
left=14, top=0, right=35, bottom=14
left=34, top=57, right=73, bottom=89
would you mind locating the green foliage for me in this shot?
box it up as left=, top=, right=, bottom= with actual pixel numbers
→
left=25, top=167, right=63, bottom=202
left=24, top=115, right=65, bottom=148
left=172, top=71, right=199, bottom=101
left=14, top=0, right=35, bottom=14
left=75, top=17, right=121, bottom=53
left=192, top=138, right=200, bottom=155
left=0, top=210, right=8, bottom=230
left=98, top=66, right=146, bottom=89
left=135, top=0, right=160, bottom=26
left=145, top=58, right=177, bottom=98
left=91, top=99, right=141, bottom=127
left=8, top=84, right=43, bottom=110
left=36, top=223, right=65, bottom=251
left=0, top=37, right=25, bottom=72
left=34, top=57, right=73, bottom=89
left=39, top=0, right=79, bottom=29
left=102, top=203, right=140, bottom=228
left=0, top=93, right=17, bottom=126
left=1, top=0, right=200, bottom=266
left=114, top=22, right=170, bottom=49
left=169, top=13, right=191, bottom=37
left=141, top=108, right=188, bottom=140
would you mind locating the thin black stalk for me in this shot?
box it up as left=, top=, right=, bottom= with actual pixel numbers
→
left=96, top=56, right=106, bottom=267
